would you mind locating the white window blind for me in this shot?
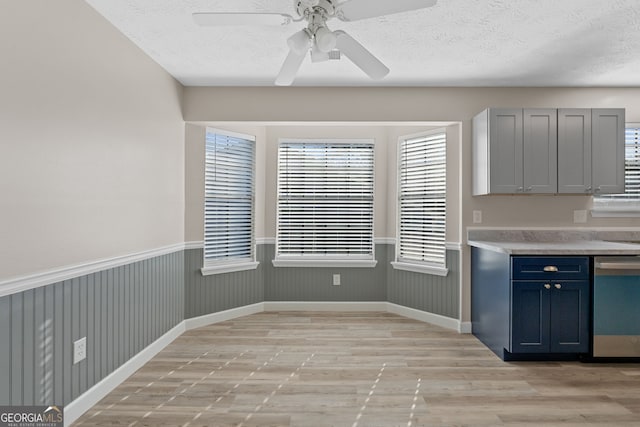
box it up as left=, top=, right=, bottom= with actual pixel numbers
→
left=593, top=125, right=640, bottom=214
left=276, top=140, right=374, bottom=260
left=396, top=131, right=447, bottom=270
left=204, top=129, right=255, bottom=267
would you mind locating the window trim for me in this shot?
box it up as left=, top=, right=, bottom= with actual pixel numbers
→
left=201, top=127, right=258, bottom=276
left=591, top=123, right=640, bottom=218
left=201, top=261, right=260, bottom=276
left=394, top=128, right=448, bottom=276
left=274, top=138, right=376, bottom=267
left=272, top=258, right=377, bottom=268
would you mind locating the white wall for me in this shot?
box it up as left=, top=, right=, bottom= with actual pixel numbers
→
left=0, top=1, right=185, bottom=281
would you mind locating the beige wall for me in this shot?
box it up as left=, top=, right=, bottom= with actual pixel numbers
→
left=385, top=124, right=462, bottom=243
left=184, top=86, right=640, bottom=322
left=184, top=123, right=267, bottom=242
left=183, top=87, right=640, bottom=237
left=0, top=1, right=185, bottom=281
left=184, top=123, right=457, bottom=243
left=264, top=125, right=390, bottom=239
left=3, top=0, right=638, bottom=322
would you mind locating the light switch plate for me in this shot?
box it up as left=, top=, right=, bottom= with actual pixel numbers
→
left=473, top=210, right=482, bottom=224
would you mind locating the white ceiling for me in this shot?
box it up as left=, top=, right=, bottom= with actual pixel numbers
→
left=85, top=0, right=640, bottom=87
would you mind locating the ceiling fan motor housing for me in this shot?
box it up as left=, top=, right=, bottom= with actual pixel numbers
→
left=295, top=0, right=336, bottom=20
left=295, top=0, right=338, bottom=53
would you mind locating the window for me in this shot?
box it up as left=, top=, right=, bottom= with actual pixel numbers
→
left=592, top=124, right=640, bottom=216
left=274, top=139, right=376, bottom=267
left=392, top=130, right=448, bottom=276
left=202, top=128, right=258, bottom=275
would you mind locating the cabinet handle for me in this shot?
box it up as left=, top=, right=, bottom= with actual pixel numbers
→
left=544, top=284, right=551, bottom=289
left=585, top=186, right=592, bottom=192
left=543, top=266, right=558, bottom=272
left=517, top=187, right=523, bottom=192
left=555, top=284, right=562, bottom=289
left=526, top=186, right=532, bottom=192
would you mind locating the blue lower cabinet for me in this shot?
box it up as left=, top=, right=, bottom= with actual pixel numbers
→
left=511, top=281, right=550, bottom=353
left=512, top=279, right=589, bottom=354
left=472, top=248, right=590, bottom=360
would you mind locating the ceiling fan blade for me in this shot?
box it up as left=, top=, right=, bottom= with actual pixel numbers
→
left=337, top=0, right=437, bottom=22
left=275, top=49, right=306, bottom=86
left=193, top=12, right=293, bottom=27
left=334, top=30, right=389, bottom=80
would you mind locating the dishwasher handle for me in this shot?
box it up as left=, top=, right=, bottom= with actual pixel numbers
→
left=595, top=258, right=640, bottom=270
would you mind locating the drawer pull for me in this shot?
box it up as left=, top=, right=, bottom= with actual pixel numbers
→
left=544, top=284, right=551, bottom=289
left=543, top=266, right=558, bottom=272
left=555, top=284, right=562, bottom=289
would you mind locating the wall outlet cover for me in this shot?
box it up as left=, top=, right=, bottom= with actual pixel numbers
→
left=473, top=210, right=482, bottom=224
left=333, top=274, right=341, bottom=286
left=573, top=210, right=588, bottom=223
left=73, top=337, right=87, bottom=364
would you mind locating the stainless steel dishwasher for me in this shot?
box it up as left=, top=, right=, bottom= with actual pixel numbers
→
left=593, top=256, right=640, bottom=358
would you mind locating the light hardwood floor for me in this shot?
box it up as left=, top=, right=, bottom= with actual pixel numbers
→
left=72, top=312, right=640, bottom=427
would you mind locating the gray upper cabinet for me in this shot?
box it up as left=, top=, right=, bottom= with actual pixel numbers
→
left=592, top=108, right=625, bottom=194
left=473, top=107, right=625, bottom=195
left=473, top=108, right=556, bottom=195
left=523, top=109, right=557, bottom=194
left=558, top=109, right=592, bottom=194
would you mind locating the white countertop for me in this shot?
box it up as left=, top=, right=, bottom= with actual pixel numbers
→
left=468, top=239, right=640, bottom=255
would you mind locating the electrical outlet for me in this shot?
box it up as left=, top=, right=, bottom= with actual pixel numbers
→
left=73, top=337, right=86, bottom=364
left=473, top=210, right=482, bottom=224
left=333, top=274, right=341, bottom=286
left=573, top=210, right=587, bottom=224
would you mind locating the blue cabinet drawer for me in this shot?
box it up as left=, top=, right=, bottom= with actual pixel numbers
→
left=512, top=256, right=589, bottom=280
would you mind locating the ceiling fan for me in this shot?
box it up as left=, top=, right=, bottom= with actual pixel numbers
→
left=193, top=0, right=437, bottom=85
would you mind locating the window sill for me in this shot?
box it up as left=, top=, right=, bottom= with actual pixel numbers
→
left=201, top=261, right=259, bottom=276
left=272, top=259, right=377, bottom=268
left=591, top=209, right=640, bottom=218
left=391, top=261, right=449, bottom=277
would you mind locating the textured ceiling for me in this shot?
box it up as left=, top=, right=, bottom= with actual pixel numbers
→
left=85, top=0, right=640, bottom=87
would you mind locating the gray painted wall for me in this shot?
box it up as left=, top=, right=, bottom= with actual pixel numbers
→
left=387, top=249, right=460, bottom=318
left=0, top=251, right=184, bottom=406
left=183, top=247, right=264, bottom=319
left=1, top=243, right=460, bottom=407
left=262, top=244, right=388, bottom=302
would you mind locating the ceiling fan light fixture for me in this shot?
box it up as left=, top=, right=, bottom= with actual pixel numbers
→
left=287, top=29, right=312, bottom=55
left=314, top=26, right=337, bottom=53
left=311, top=43, right=330, bottom=62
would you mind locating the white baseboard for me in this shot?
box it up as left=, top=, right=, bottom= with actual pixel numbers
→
left=386, top=303, right=463, bottom=332
left=65, top=301, right=466, bottom=426
left=459, top=321, right=472, bottom=334
left=183, top=303, right=265, bottom=330
left=263, top=301, right=388, bottom=312
left=64, top=322, right=186, bottom=427
left=264, top=301, right=468, bottom=333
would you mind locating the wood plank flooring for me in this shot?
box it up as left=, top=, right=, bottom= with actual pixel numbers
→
left=72, top=312, right=640, bottom=426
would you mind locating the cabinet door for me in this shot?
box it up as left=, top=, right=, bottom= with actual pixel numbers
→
left=489, top=109, right=523, bottom=193
left=592, top=109, right=625, bottom=194
left=549, top=281, right=589, bottom=353
left=511, top=281, right=551, bottom=353
left=523, top=109, right=557, bottom=193
left=557, top=109, right=592, bottom=193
